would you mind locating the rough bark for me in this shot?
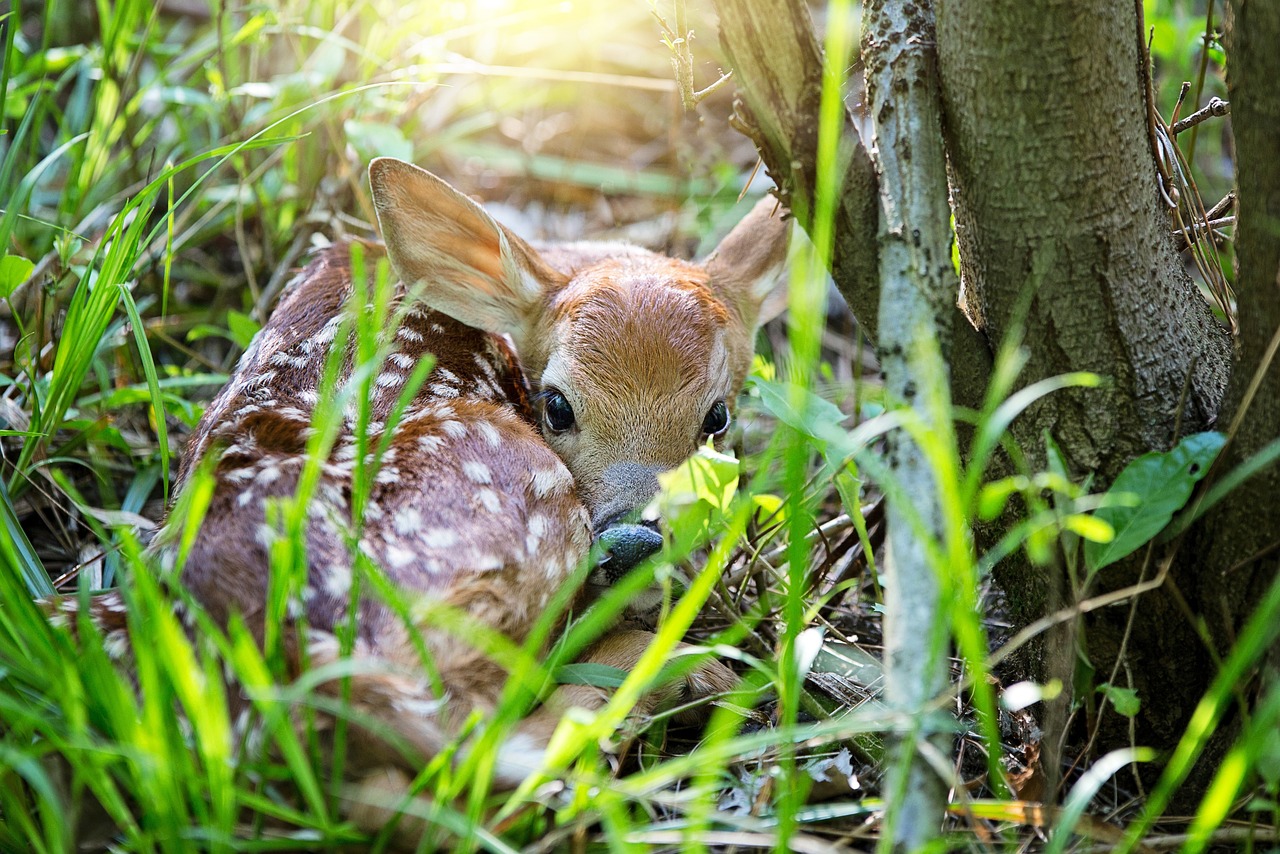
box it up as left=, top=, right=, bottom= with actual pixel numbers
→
left=714, top=0, right=992, bottom=411
left=936, top=0, right=1233, bottom=770
left=863, top=0, right=956, bottom=845
left=715, top=0, right=1271, bottom=805
left=1188, top=0, right=1280, bottom=794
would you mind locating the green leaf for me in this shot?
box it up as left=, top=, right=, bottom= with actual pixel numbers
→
left=1098, top=683, right=1141, bottom=718
left=226, top=310, right=261, bottom=350
left=1061, top=513, right=1113, bottom=544
left=0, top=254, right=33, bottom=298
left=656, top=445, right=739, bottom=512
left=654, top=445, right=740, bottom=547
left=1084, top=432, right=1225, bottom=573
left=752, top=493, right=786, bottom=529
left=978, top=476, right=1024, bottom=521
left=747, top=375, right=854, bottom=462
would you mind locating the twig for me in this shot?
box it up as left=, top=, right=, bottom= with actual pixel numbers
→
left=1170, top=96, right=1229, bottom=135
left=1172, top=215, right=1235, bottom=252
left=650, top=0, right=733, bottom=111
left=1170, top=81, right=1191, bottom=125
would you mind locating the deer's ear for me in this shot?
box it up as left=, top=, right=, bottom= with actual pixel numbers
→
left=369, top=158, right=566, bottom=338
left=701, top=196, right=791, bottom=329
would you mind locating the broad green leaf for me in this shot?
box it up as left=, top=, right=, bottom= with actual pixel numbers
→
left=1098, top=683, right=1141, bottom=718
left=747, top=375, right=854, bottom=462
left=0, top=254, right=33, bottom=298
left=653, top=445, right=739, bottom=547
left=1084, top=431, right=1225, bottom=573
left=656, top=445, right=739, bottom=513
left=226, top=310, right=260, bottom=350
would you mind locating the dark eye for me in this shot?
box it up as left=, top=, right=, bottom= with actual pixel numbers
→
left=543, top=390, right=576, bottom=433
left=702, top=400, right=730, bottom=436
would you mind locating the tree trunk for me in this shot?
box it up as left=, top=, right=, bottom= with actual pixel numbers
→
left=714, top=0, right=992, bottom=410
left=1188, top=0, right=1280, bottom=794
left=713, top=0, right=1276, bottom=804
left=935, top=0, right=1234, bottom=774
left=863, top=0, right=957, bottom=844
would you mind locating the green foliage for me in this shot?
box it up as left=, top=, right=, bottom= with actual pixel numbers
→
left=0, top=0, right=1269, bottom=850
left=1097, top=683, right=1142, bottom=718
left=1084, top=431, right=1225, bottom=573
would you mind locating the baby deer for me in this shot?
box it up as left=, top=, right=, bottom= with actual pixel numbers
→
left=68, top=159, right=789, bottom=804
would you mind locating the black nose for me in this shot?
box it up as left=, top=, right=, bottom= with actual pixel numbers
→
left=595, top=523, right=664, bottom=580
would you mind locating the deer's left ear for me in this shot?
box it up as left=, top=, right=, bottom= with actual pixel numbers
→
left=701, top=196, right=791, bottom=330
left=369, top=157, right=567, bottom=340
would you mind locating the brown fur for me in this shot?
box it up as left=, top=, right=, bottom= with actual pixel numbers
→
left=49, top=160, right=790, bottom=826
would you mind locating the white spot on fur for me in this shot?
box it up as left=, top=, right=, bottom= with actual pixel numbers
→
left=423, top=528, right=458, bottom=549
left=325, top=565, right=352, bottom=597
left=531, top=467, right=572, bottom=499
left=103, top=630, right=130, bottom=661
left=475, top=421, right=501, bottom=446
left=441, top=420, right=466, bottom=438
left=377, top=372, right=406, bottom=389
left=463, top=461, right=492, bottom=484
left=395, top=505, right=423, bottom=534
left=255, top=523, right=277, bottom=547
left=472, top=553, right=504, bottom=571
left=418, top=434, right=446, bottom=453
left=386, top=545, right=416, bottom=569
left=498, top=732, right=547, bottom=779
left=477, top=488, right=502, bottom=513
left=475, top=354, right=498, bottom=380
left=397, top=326, right=424, bottom=343
left=246, top=370, right=277, bottom=388
left=391, top=696, right=446, bottom=718
left=388, top=352, right=415, bottom=369
left=430, top=383, right=460, bottom=399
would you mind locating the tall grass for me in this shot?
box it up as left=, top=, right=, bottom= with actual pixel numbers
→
left=1, top=0, right=1275, bottom=851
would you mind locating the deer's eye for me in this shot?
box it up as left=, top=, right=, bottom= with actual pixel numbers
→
left=543, top=391, right=576, bottom=433
left=702, top=400, right=730, bottom=436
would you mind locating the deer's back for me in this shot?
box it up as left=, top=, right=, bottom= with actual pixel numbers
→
left=169, top=245, right=590, bottom=655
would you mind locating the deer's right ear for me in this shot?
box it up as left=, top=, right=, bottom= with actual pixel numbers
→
left=368, top=158, right=565, bottom=338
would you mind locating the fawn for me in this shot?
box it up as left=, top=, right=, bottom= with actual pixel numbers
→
left=64, top=158, right=789, bottom=802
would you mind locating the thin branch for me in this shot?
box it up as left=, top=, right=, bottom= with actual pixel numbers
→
left=1171, top=96, right=1230, bottom=135
left=651, top=0, right=733, bottom=111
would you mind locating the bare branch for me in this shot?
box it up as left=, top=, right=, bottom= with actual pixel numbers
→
left=1171, top=96, right=1230, bottom=135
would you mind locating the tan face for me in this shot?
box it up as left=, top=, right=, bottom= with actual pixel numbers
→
left=370, top=157, right=790, bottom=535
left=526, top=259, right=751, bottom=529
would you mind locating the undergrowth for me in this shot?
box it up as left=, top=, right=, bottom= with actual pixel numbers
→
left=1, top=0, right=1276, bottom=851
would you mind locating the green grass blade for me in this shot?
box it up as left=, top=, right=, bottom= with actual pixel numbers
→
left=117, top=285, right=171, bottom=502
left=0, top=476, right=54, bottom=596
